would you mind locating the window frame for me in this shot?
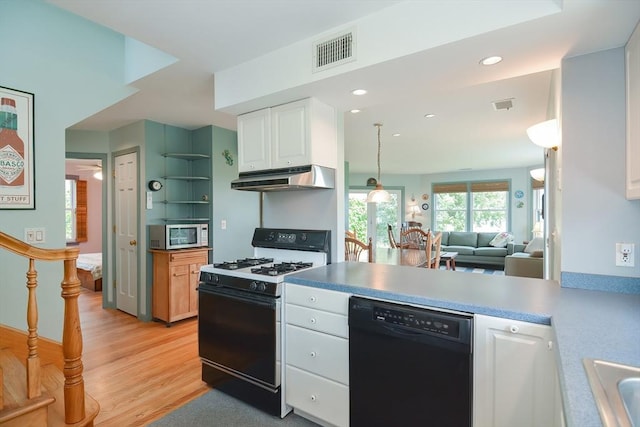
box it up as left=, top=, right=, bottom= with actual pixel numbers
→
left=65, top=174, right=88, bottom=244
left=432, top=180, right=511, bottom=232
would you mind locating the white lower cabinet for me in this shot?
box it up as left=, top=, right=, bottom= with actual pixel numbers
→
left=284, top=284, right=350, bottom=427
left=474, top=314, right=561, bottom=427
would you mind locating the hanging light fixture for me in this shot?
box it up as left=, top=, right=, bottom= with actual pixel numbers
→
left=527, top=118, right=559, bottom=150
left=529, top=168, right=545, bottom=182
left=367, top=123, right=391, bottom=203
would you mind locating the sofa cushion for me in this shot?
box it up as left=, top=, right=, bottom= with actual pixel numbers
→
left=442, top=245, right=475, bottom=255
left=524, top=237, right=544, bottom=254
left=477, top=232, right=498, bottom=247
left=488, top=232, right=513, bottom=248
left=448, top=232, right=478, bottom=247
left=439, top=231, right=449, bottom=246
left=474, top=247, right=508, bottom=257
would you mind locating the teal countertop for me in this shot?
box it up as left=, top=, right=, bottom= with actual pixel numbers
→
left=285, top=262, right=640, bottom=427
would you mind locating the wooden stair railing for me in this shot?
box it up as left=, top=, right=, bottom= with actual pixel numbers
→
left=0, top=231, right=86, bottom=424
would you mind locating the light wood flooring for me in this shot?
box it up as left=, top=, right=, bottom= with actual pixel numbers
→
left=78, top=289, right=210, bottom=426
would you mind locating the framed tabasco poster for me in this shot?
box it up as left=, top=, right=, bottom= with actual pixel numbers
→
left=0, top=86, right=35, bottom=210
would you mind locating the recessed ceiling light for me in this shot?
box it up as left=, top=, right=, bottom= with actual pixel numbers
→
left=424, top=113, right=435, bottom=118
left=351, top=89, right=367, bottom=96
left=392, top=133, right=400, bottom=137
left=480, top=56, right=503, bottom=66
left=350, top=109, right=361, bottom=114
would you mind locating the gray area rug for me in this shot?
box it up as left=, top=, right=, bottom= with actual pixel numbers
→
left=149, top=389, right=319, bottom=427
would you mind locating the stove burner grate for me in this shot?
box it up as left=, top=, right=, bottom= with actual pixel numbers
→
left=250, top=262, right=313, bottom=276
left=213, top=258, right=274, bottom=270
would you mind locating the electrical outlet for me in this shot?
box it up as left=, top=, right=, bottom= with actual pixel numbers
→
left=221, top=219, right=227, bottom=230
left=615, top=243, right=635, bottom=267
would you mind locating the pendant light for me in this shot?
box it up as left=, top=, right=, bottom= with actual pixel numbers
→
left=367, top=123, right=391, bottom=203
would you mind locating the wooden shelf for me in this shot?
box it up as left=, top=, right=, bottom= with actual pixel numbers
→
left=162, top=153, right=210, bottom=160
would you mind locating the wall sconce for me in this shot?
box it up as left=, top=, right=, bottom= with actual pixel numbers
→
left=93, top=171, right=103, bottom=180
left=527, top=118, right=559, bottom=151
left=530, top=168, right=545, bottom=182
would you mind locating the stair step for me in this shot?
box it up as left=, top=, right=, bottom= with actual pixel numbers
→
left=41, top=364, right=100, bottom=427
left=1, top=348, right=99, bottom=427
left=0, top=347, right=55, bottom=426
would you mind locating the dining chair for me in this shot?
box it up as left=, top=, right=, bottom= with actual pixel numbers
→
left=400, top=221, right=423, bottom=234
left=426, top=231, right=443, bottom=269
left=345, top=230, right=357, bottom=239
left=387, top=224, right=399, bottom=249
left=399, top=228, right=430, bottom=250
left=345, top=237, right=373, bottom=262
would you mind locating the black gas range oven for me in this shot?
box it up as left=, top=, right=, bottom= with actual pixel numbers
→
left=197, top=228, right=331, bottom=418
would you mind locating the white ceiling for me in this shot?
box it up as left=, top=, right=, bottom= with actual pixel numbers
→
left=48, top=0, right=640, bottom=175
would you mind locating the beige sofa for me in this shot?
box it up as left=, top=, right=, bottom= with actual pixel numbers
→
left=504, top=239, right=544, bottom=278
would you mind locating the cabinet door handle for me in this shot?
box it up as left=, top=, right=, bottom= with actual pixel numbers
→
left=310, top=394, right=317, bottom=402
left=309, top=296, right=317, bottom=303
left=509, top=325, right=519, bottom=334
left=310, top=351, right=317, bottom=358
left=309, top=317, right=317, bottom=324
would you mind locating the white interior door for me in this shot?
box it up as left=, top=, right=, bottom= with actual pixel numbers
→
left=115, top=152, right=138, bottom=315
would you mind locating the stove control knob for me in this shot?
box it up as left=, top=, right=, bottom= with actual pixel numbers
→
left=250, top=281, right=258, bottom=291
left=258, top=282, right=266, bottom=292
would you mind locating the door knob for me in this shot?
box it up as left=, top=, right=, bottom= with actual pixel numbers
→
left=129, top=240, right=137, bottom=246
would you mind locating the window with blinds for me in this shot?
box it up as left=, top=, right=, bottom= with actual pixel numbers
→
left=433, top=180, right=510, bottom=232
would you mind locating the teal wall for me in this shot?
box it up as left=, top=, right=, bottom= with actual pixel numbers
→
left=0, top=0, right=135, bottom=340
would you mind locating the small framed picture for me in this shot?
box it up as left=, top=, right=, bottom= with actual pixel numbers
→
left=0, top=86, right=35, bottom=209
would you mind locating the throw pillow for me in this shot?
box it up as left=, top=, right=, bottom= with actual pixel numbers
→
left=524, top=237, right=544, bottom=254
left=489, top=232, right=513, bottom=248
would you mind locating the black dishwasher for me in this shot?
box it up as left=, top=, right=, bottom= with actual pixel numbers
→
left=349, top=296, right=473, bottom=427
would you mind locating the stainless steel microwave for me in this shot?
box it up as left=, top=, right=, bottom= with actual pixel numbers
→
left=149, top=224, right=209, bottom=250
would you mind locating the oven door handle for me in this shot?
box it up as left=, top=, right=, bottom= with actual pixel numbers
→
left=198, top=284, right=277, bottom=308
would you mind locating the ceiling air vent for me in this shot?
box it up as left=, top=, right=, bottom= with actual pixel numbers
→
left=313, top=28, right=356, bottom=73
left=492, top=98, right=514, bottom=111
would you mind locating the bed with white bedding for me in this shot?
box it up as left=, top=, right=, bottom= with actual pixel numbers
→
left=76, top=252, right=102, bottom=291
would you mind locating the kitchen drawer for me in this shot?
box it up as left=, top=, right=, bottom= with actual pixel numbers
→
left=286, top=324, right=348, bottom=385
left=286, top=303, right=348, bottom=338
left=286, top=365, right=349, bottom=427
left=168, top=249, right=208, bottom=263
left=285, top=283, right=349, bottom=315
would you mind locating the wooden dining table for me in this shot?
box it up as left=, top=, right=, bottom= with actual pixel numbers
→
left=373, top=247, right=428, bottom=267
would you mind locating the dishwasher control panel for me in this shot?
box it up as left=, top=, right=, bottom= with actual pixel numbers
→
left=373, top=306, right=461, bottom=338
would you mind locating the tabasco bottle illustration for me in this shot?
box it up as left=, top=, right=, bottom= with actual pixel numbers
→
left=0, top=97, right=25, bottom=186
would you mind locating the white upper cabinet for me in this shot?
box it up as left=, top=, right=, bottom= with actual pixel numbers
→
left=626, top=22, right=640, bottom=199
left=237, top=98, right=337, bottom=173
left=237, top=108, right=271, bottom=173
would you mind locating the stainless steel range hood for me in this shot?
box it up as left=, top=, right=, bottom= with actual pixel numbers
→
left=231, top=164, right=335, bottom=191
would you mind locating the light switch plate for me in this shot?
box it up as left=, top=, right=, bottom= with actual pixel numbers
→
left=146, top=191, right=153, bottom=210
left=24, top=227, right=46, bottom=244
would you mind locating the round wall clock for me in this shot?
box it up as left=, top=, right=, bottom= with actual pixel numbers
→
left=421, top=203, right=429, bottom=211
left=148, top=180, right=163, bottom=191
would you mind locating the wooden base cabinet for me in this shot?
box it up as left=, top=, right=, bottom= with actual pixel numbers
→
left=474, top=314, right=561, bottom=427
left=151, top=248, right=209, bottom=326
left=284, top=284, right=350, bottom=427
